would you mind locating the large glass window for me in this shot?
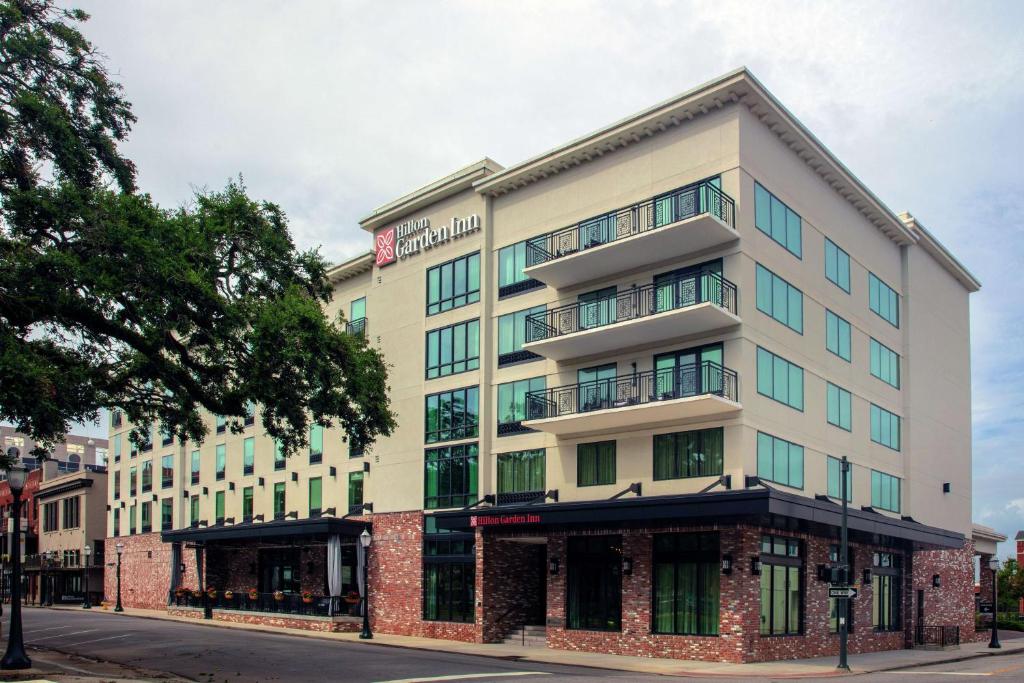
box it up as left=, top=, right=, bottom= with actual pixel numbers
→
left=190, top=449, right=200, bottom=484
left=141, top=460, right=152, bottom=492
left=496, top=377, right=545, bottom=433
left=350, top=296, right=366, bottom=322
left=242, top=486, right=253, bottom=521
left=141, top=501, right=152, bottom=532
left=425, top=386, right=479, bottom=444
left=756, top=347, right=804, bottom=410
left=754, top=182, right=802, bottom=258
left=868, top=273, right=899, bottom=328
left=274, top=440, right=285, bottom=471
left=426, top=319, right=480, bottom=379
left=427, top=252, right=480, bottom=315
left=161, top=454, right=173, bottom=488
left=423, top=517, right=475, bottom=622
left=578, top=363, right=617, bottom=410
left=577, top=441, right=615, bottom=487
left=348, top=471, right=364, bottom=510
left=214, top=491, right=225, bottom=522
left=215, top=444, right=226, bottom=480
left=273, top=482, right=286, bottom=519
left=825, top=238, right=851, bottom=293
left=498, top=240, right=542, bottom=297
left=870, top=404, right=901, bottom=451
left=756, top=432, right=804, bottom=489
left=496, top=449, right=545, bottom=496
left=567, top=536, right=622, bottom=631
left=653, top=427, right=723, bottom=480
left=871, top=470, right=901, bottom=513
left=190, top=495, right=199, bottom=525
left=309, top=424, right=323, bottom=463
left=826, top=383, right=852, bottom=431
left=497, top=305, right=545, bottom=365
left=577, top=286, right=617, bottom=329
left=652, top=533, right=720, bottom=635
left=243, top=437, right=255, bottom=474
left=759, top=535, right=802, bottom=635
left=309, top=477, right=322, bottom=515
left=871, top=552, right=902, bottom=631
left=161, top=498, right=173, bottom=531
left=755, top=264, right=803, bottom=333
left=424, top=443, right=478, bottom=509
left=826, top=456, right=853, bottom=501
left=870, top=338, right=900, bottom=388
left=825, top=310, right=852, bottom=361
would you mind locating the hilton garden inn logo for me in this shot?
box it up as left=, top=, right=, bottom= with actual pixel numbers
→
left=375, top=214, right=481, bottom=268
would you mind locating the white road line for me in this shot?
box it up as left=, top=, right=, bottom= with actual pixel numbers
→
left=23, top=625, right=75, bottom=634
left=889, top=673, right=991, bottom=677
left=62, top=633, right=132, bottom=647
left=30, top=629, right=97, bottom=642
left=28, top=654, right=100, bottom=676
left=374, top=673, right=551, bottom=683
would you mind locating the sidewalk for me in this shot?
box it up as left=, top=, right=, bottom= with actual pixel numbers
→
left=44, top=604, right=1024, bottom=678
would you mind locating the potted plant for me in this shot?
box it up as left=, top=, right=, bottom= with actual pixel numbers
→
left=192, top=588, right=203, bottom=599
left=206, top=586, right=217, bottom=599
left=174, top=587, right=187, bottom=598
left=248, top=587, right=258, bottom=600
left=224, top=590, right=234, bottom=600
left=301, top=590, right=314, bottom=604
left=273, top=590, right=285, bottom=602
left=343, top=590, right=360, bottom=605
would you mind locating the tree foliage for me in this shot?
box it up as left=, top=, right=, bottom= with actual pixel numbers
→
left=997, top=557, right=1024, bottom=613
left=0, top=1, right=395, bottom=460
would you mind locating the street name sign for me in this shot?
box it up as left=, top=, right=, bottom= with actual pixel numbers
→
left=828, top=586, right=858, bottom=599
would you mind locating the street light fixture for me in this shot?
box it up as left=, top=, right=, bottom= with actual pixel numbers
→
left=45, top=550, right=55, bottom=607
left=359, top=529, right=372, bottom=640
left=114, top=542, right=125, bottom=612
left=988, top=556, right=1001, bottom=649
left=82, top=544, right=92, bottom=609
left=2, top=459, right=32, bottom=670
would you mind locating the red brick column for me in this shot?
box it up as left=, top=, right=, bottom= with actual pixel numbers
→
left=912, top=541, right=977, bottom=642
left=103, top=533, right=200, bottom=609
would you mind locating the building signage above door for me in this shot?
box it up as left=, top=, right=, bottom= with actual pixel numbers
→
left=470, top=513, right=541, bottom=527
left=375, top=214, right=481, bottom=268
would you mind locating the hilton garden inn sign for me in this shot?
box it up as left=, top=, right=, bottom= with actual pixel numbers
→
left=375, top=214, right=481, bottom=267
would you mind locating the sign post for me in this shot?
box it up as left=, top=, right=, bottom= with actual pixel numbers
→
left=838, top=455, right=851, bottom=671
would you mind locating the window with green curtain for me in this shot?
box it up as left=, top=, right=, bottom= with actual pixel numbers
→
left=826, top=382, right=852, bottom=431
left=141, top=460, right=152, bottom=492
left=497, top=305, right=545, bottom=361
left=190, top=449, right=200, bottom=480
left=190, top=495, right=199, bottom=525
left=652, top=533, right=720, bottom=635
left=496, top=377, right=546, bottom=427
left=309, top=424, right=324, bottom=458
left=348, top=471, right=364, bottom=508
left=242, top=487, right=253, bottom=520
left=424, top=443, right=478, bottom=509
left=826, top=456, right=852, bottom=501
left=215, top=444, right=226, bottom=479
left=754, top=182, right=802, bottom=257
left=309, top=477, right=322, bottom=514
left=870, top=338, right=900, bottom=388
left=273, top=482, right=286, bottom=518
left=870, top=404, right=901, bottom=450
left=871, top=470, right=901, bottom=512
left=427, top=252, right=480, bottom=315
left=422, top=519, right=475, bottom=622
left=497, top=449, right=545, bottom=493
left=653, top=428, right=723, bottom=480
left=756, top=432, right=804, bottom=488
left=755, top=264, right=803, bottom=333
left=243, top=437, right=255, bottom=473
left=756, top=347, right=803, bottom=410
left=868, top=273, right=899, bottom=327
left=426, top=319, right=480, bottom=379
left=824, top=238, right=851, bottom=293
left=577, top=441, right=616, bottom=487
left=161, top=498, right=173, bottom=531
left=825, top=310, right=852, bottom=361
left=758, top=535, right=802, bottom=635
left=425, top=386, right=479, bottom=444
left=567, top=536, right=622, bottom=631
left=214, top=491, right=224, bottom=521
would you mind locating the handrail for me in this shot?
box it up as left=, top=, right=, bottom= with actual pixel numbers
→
left=525, top=180, right=735, bottom=267
left=345, top=317, right=368, bottom=337
left=526, top=271, right=737, bottom=342
left=526, top=361, right=738, bottom=420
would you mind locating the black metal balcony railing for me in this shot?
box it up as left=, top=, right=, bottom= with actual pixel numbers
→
left=525, top=180, right=735, bottom=267
left=309, top=452, right=323, bottom=465
left=346, top=317, right=367, bottom=337
left=526, top=361, right=738, bottom=420
left=168, top=590, right=344, bottom=617
left=496, top=491, right=543, bottom=506
left=526, top=271, right=737, bottom=342
left=916, top=625, right=960, bottom=648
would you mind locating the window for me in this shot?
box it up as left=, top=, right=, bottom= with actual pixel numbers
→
left=274, top=440, right=285, bottom=471
left=496, top=449, right=545, bottom=499
left=114, top=470, right=121, bottom=500
left=427, top=252, right=480, bottom=315
left=653, top=427, right=724, bottom=480
left=214, top=491, right=225, bottom=523
left=652, top=533, right=720, bottom=635
left=496, top=377, right=545, bottom=434
left=141, top=501, right=152, bottom=532
left=113, top=434, right=121, bottom=463
left=871, top=470, right=901, bottom=513
left=423, top=517, right=475, bottom=622
left=348, top=472, right=364, bottom=510
left=424, top=443, right=478, bottom=509
left=826, top=383, right=852, bottom=431
left=425, top=386, right=479, bottom=444
left=756, top=347, right=804, bottom=410
left=870, top=404, right=901, bottom=451
left=215, top=415, right=226, bottom=434
left=755, top=264, right=803, bottom=333
left=759, top=535, right=802, bottom=635
left=828, top=544, right=854, bottom=632
left=567, top=535, right=622, bottom=631
left=757, top=432, right=804, bottom=489
left=498, top=240, right=543, bottom=297
left=113, top=508, right=120, bottom=536
left=825, top=310, right=852, bottom=361
left=870, top=338, right=900, bottom=388
left=273, top=482, right=286, bottom=519
left=190, top=450, right=200, bottom=484
left=141, top=460, right=152, bottom=493
left=244, top=401, right=256, bottom=426
left=215, top=444, right=226, bottom=480
left=129, top=466, right=137, bottom=496
left=309, top=477, right=322, bottom=515
left=348, top=432, right=366, bottom=458
left=872, top=552, right=902, bottom=630
left=351, top=296, right=366, bottom=322
left=62, top=496, right=80, bottom=529
left=577, top=441, right=615, bottom=487
left=868, top=273, right=899, bottom=327
left=140, top=427, right=153, bottom=452
left=754, top=182, right=802, bottom=257
left=497, top=305, right=545, bottom=366
left=111, top=410, right=123, bottom=428
left=826, top=456, right=853, bottom=502
left=824, top=238, right=851, bottom=292
left=161, top=454, right=173, bottom=488
left=161, top=426, right=174, bottom=447
left=309, top=424, right=323, bottom=464
left=237, top=437, right=253, bottom=475
left=43, top=501, right=58, bottom=532
left=190, top=495, right=199, bottom=526
left=426, top=319, right=480, bottom=379
left=241, top=489, right=253, bottom=520
left=161, top=498, right=173, bottom=531
left=129, top=503, right=137, bottom=534
left=577, top=286, right=617, bottom=329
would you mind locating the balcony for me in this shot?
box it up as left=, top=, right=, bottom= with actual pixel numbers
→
left=524, top=361, right=740, bottom=437
left=524, top=180, right=736, bottom=289
left=346, top=317, right=368, bottom=337
left=524, top=272, right=739, bottom=361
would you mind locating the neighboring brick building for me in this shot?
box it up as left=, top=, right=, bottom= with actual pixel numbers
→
left=1, top=426, right=107, bottom=477
left=0, top=468, right=41, bottom=602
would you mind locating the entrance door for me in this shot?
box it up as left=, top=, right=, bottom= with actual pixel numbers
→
left=578, top=364, right=616, bottom=412
left=654, top=259, right=723, bottom=313
left=578, top=287, right=617, bottom=330
left=258, top=548, right=301, bottom=594
left=654, top=344, right=723, bottom=399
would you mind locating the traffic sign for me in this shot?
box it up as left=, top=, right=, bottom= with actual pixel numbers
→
left=828, top=586, right=858, bottom=599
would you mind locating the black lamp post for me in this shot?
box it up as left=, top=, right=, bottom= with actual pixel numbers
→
left=988, top=556, right=1001, bottom=649
left=44, top=551, right=55, bottom=607
left=2, top=460, right=32, bottom=670
left=82, top=544, right=92, bottom=609
left=114, top=542, right=124, bottom=612
left=359, top=528, right=372, bottom=640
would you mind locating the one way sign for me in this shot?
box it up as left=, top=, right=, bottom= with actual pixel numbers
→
left=828, top=586, right=858, bottom=599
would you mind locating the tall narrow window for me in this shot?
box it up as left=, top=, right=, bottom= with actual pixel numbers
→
left=129, top=503, right=136, bottom=534
left=113, top=508, right=121, bottom=536
left=825, top=310, right=852, bottom=361
left=577, top=441, right=616, bottom=487
left=129, top=466, right=137, bottom=496
left=567, top=536, right=622, bottom=631
left=309, top=477, right=322, bottom=515
left=141, top=460, right=152, bottom=492
left=161, top=454, right=174, bottom=488
left=243, top=437, right=255, bottom=475
left=824, top=238, right=851, bottom=293
left=113, top=434, right=122, bottom=463
left=756, top=432, right=804, bottom=489
left=756, top=347, right=804, bottom=410
left=214, top=491, right=225, bottom=523
left=496, top=449, right=545, bottom=501
left=190, top=495, right=199, bottom=526
left=754, top=182, right=802, bottom=257
left=871, top=470, right=901, bottom=513
left=759, top=535, right=802, bottom=635
left=427, top=252, right=480, bottom=314
left=215, top=415, right=226, bottom=434
left=274, top=440, right=285, bottom=471
left=653, top=428, right=723, bottom=480
left=141, top=501, right=152, bottom=532
left=827, top=456, right=853, bottom=501
left=755, top=264, right=803, bottom=333
left=498, top=240, right=543, bottom=297
left=826, top=383, right=852, bottom=431
left=496, top=377, right=545, bottom=434
left=426, top=319, right=480, bottom=379
left=870, top=338, right=900, bottom=388
left=348, top=471, right=364, bottom=511
left=653, top=533, right=720, bottom=635
left=215, top=444, right=226, bottom=480
left=161, top=498, right=173, bottom=531
left=273, top=482, right=286, bottom=519
left=868, top=273, right=899, bottom=327
left=309, top=424, right=323, bottom=463
left=870, top=404, right=901, bottom=451
left=422, top=517, right=475, bottom=622
left=424, top=444, right=478, bottom=509
left=242, top=486, right=253, bottom=521
left=114, top=470, right=121, bottom=500
left=497, top=305, right=545, bottom=366
left=871, top=552, right=902, bottom=630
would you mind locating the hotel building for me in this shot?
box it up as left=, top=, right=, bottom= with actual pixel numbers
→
left=105, top=69, right=987, bottom=659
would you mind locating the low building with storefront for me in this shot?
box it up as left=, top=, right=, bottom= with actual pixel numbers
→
left=106, top=68, right=983, bottom=660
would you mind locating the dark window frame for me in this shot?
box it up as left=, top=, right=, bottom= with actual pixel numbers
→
left=651, top=532, right=720, bottom=636
left=566, top=535, right=623, bottom=632
left=426, top=251, right=481, bottom=316
left=425, top=319, right=480, bottom=380
left=425, top=386, right=480, bottom=444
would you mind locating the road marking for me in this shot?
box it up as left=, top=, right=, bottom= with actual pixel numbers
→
left=62, top=633, right=132, bottom=647
left=889, top=673, right=991, bottom=677
left=374, top=673, right=551, bottom=683
left=24, top=625, right=75, bottom=634
left=30, top=629, right=97, bottom=642
left=29, top=654, right=101, bottom=676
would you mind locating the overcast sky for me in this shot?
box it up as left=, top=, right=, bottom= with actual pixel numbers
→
left=64, top=0, right=1024, bottom=551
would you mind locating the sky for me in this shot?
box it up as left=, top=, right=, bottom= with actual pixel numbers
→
left=60, top=0, right=1024, bottom=552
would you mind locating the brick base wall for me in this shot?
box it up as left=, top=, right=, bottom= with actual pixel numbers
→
left=167, top=606, right=360, bottom=632
left=103, top=533, right=201, bottom=610
left=913, top=541, right=979, bottom=643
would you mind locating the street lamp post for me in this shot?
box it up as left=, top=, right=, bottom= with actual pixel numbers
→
left=359, top=529, right=372, bottom=640
left=114, top=542, right=125, bottom=612
left=45, top=551, right=55, bottom=607
left=988, top=557, right=1001, bottom=649
left=2, top=460, right=32, bottom=670
left=82, top=544, right=92, bottom=609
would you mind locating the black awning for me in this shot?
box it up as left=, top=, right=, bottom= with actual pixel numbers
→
left=161, top=516, right=369, bottom=543
left=430, top=487, right=963, bottom=550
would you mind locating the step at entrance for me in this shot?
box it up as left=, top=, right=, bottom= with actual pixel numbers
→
left=502, top=624, right=546, bottom=647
